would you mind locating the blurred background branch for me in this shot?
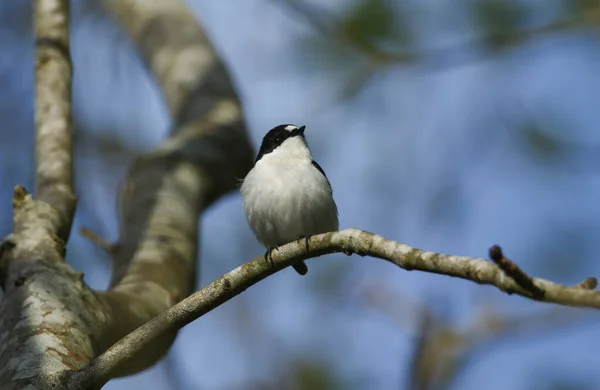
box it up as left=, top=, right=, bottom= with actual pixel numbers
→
left=356, top=278, right=595, bottom=390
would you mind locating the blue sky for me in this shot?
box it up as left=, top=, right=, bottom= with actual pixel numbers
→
left=1, top=1, right=600, bottom=389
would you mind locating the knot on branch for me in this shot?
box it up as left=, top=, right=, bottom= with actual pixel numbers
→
left=13, top=185, right=30, bottom=209
left=577, top=277, right=598, bottom=290
left=0, top=236, right=16, bottom=291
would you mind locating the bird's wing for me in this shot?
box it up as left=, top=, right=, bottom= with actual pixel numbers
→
left=311, top=160, right=332, bottom=190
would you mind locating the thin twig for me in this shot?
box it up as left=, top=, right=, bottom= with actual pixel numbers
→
left=67, top=229, right=600, bottom=389
left=34, top=0, right=77, bottom=241
left=488, top=245, right=545, bottom=299
left=80, top=227, right=113, bottom=252
left=93, top=0, right=254, bottom=379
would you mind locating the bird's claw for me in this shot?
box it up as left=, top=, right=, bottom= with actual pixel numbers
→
left=264, top=246, right=278, bottom=268
left=297, top=234, right=313, bottom=252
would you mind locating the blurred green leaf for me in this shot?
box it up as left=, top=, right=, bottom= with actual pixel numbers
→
left=474, top=0, right=526, bottom=49
left=573, top=0, right=600, bottom=13
left=340, top=0, right=395, bottom=42
left=248, top=357, right=366, bottom=390
left=339, top=0, right=412, bottom=55
left=570, top=0, right=600, bottom=28
left=294, top=360, right=348, bottom=390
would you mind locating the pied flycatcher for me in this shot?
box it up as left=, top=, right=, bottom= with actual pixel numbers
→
left=241, top=124, right=339, bottom=275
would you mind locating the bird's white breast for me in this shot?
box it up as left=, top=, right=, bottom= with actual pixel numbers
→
left=240, top=138, right=338, bottom=247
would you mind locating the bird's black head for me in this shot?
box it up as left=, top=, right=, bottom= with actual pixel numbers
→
left=255, top=124, right=306, bottom=162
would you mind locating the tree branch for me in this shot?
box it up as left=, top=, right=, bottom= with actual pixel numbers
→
left=67, top=228, right=599, bottom=389
left=0, top=3, right=91, bottom=388
left=86, top=0, right=253, bottom=378
left=34, top=0, right=77, bottom=241
left=0, top=1, right=253, bottom=388
left=102, top=0, right=238, bottom=127
left=0, top=187, right=109, bottom=390
left=488, top=245, right=545, bottom=299
left=79, top=227, right=113, bottom=253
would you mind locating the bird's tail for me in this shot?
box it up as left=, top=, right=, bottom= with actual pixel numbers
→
left=292, top=261, right=308, bottom=275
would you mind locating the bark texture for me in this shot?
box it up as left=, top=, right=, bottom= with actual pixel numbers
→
left=0, top=0, right=253, bottom=388
left=34, top=0, right=76, bottom=241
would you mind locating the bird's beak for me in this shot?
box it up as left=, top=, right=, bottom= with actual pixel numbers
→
left=298, top=125, right=306, bottom=135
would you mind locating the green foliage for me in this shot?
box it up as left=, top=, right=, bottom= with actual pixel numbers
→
left=340, top=0, right=396, bottom=44
left=293, top=360, right=351, bottom=390
left=572, top=0, right=600, bottom=13
left=474, top=0, right=527, bottom=49
left=248, top=357, right=365, bottom=390
left=339, top=0, right=412, bottom=55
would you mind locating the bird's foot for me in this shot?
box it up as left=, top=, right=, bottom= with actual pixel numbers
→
left=264, top=246, right=279, bottom=268
left=297, top=234, right=314, bottom=252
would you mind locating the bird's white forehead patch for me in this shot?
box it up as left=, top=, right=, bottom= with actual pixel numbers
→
left=284, top=125, right=299, bottom=132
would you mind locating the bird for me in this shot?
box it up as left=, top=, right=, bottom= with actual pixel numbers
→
left=240, top=124, right=339, bottom=275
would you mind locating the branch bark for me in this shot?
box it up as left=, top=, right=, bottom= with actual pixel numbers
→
left=0, top=2, right=91, bottom=388
left=0, top=0, right=253, bottom=388
left=67, top=228, right=599, bottom=389
left=34, top=0, right=76, bottom=241
left=93, top=0, right=253, bottom=377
